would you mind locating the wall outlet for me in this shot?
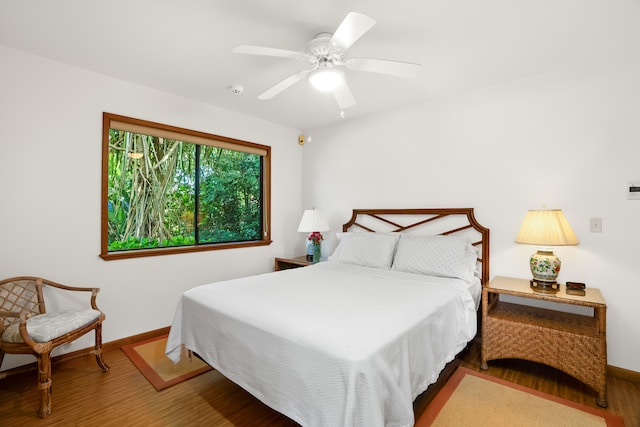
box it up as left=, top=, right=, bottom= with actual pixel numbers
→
left=590, top=217, right=602, bottom=233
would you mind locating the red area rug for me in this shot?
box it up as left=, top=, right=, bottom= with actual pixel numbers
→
left=416, top=367, right=624, bottom=427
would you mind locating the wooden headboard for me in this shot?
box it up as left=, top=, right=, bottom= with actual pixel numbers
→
left=342, top=208, right=490, bottom=285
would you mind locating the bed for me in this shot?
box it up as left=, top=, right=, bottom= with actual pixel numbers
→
left=166, top=208, right=489, bottom=427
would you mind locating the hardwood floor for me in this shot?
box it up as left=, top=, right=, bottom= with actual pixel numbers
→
left=1, top=337, right=638, bottom=426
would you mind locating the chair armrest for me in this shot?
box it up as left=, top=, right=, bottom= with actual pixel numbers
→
left=17, top=312, right=39, bottom=348
left=42, top=279, right=103, bottom=311
left=42, top=278, right=98, bottom=293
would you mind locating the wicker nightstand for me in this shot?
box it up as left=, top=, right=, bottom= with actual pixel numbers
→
left=481, top=276, right=608, bottom=407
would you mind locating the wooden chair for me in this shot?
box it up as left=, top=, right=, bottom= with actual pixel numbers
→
left=0, top=276, right=109, bottom=418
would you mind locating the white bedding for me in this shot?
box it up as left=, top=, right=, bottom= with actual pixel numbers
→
left=166, top=262, right=480, bottom=427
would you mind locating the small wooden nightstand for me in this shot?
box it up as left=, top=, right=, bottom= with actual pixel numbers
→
left=481, top=276, right=608, bottom=407
left=274, top=255, right=314, bottom=271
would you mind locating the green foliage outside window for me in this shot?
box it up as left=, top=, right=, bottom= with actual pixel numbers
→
left=106, top=129, right=263, bottom=252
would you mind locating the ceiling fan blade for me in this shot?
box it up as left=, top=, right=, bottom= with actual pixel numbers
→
left=332, top=81, right=356, bottom=110
left=233, top=45, right=307, bottom=60
left=346, top=58, right=421, bottom=78
left=258, top=69, right=311, bottom=100
left=330, top=12, right=376, bottom=52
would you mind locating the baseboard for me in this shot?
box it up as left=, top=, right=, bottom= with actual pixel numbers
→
left=0, top=326, right=170, bottom=379
left=102, top=326, right=170, bottom=352
left=608, top=364, right=640, bottom=383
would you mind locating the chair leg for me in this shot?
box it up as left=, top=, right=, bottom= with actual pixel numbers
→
left=36, top=353, right=52, bottom=418
left=94, top=323, right=109, bottom=372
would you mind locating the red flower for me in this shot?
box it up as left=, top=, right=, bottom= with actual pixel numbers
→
left=308, top=231, right=323, bottom=245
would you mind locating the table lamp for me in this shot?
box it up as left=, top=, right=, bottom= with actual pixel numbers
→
left=297, top=209, right=330, bottom=261
left=515, top=209, right=579, bottom=293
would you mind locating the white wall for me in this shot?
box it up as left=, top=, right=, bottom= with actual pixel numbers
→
left=0, top=45, right=303, bottom=370
left=2, top=42, right=639, bottom=374
left=302, top=59, right=640, bottom=373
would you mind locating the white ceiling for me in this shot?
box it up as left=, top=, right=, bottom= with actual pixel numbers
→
left=2, top=0, right=640, bottom=130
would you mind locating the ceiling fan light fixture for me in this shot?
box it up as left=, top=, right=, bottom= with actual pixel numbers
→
left=308, top=67, right=344, bottom=92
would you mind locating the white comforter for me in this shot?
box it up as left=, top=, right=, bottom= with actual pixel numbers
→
left=166, top=262, right=479, bottom=427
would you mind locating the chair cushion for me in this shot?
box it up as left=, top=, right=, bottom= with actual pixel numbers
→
left=1, top=309, right=101, bottom=343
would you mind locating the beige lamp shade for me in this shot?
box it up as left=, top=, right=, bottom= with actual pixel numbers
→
left=297, top=209, right=330, bottom=233
left=515, top=209, right=578, bottom=290
left=515, top=209, right=579, bottom=246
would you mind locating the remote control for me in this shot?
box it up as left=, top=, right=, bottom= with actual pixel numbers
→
left=566, top=281, right=585, bottom=289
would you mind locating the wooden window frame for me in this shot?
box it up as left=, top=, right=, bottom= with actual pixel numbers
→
left=100, top=112, right=271, bottom=261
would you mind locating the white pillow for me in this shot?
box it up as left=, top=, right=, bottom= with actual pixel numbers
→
left=391, top=234, right=477, bottom=282
left=328, top=232, right=400, bottom=269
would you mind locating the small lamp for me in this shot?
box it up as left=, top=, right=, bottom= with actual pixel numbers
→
left=297, top=209, right=330, bottom=262
left=515, top=209, right=579, bottom=293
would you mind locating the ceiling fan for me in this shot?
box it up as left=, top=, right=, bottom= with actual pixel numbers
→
left=232, top=12, right=421, bottom=110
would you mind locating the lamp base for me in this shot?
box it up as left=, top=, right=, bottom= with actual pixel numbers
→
left=529, top=279, right=560, bottom=294
left=529, top=249, right=561, bottom=283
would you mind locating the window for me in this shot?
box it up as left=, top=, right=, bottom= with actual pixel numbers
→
left=100, top=113, right=271, bottom=260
